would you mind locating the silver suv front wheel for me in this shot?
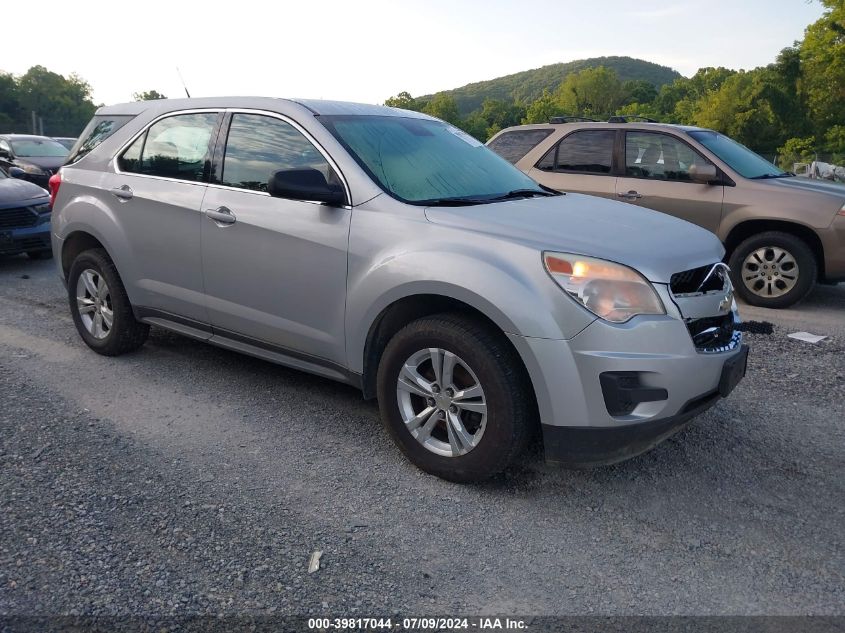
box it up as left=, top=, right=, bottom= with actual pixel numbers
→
left=396, top=348, right=488, bottom=457
left=377, top=313, right=535, bottom=482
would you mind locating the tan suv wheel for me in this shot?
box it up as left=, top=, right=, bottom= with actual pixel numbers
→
left=728, top=231, right=817, bottom=309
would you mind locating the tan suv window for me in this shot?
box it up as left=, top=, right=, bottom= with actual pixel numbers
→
left=538, top=130, right=614, bottom=174
left=488, top=129, right=553, bottom=164
left=625, top=132, right=711, bottom=182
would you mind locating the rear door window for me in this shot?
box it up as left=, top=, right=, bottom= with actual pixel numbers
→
left=539, top=130, right=615, bottom=174
left=487, top=129, right=553, bottom=164
left=118, top=113, right=218, bottom=182
left=66, top=115, right=135, bottom=164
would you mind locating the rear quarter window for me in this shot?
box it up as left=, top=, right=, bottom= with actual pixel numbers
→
left=66, top=115, right=135, bottom=165
left=487, top=129, right=554, bottom=164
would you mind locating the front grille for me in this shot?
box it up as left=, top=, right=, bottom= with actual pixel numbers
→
left=686, top=313, right=740, bottom=353
left=0, top=206, right=38, bottom=229
left=0, top=234, right=50, bottom=254
left=670, top=264, right=727, bottom=295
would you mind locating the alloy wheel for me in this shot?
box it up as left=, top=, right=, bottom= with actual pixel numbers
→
left=396, top=348, right=488, bottom=457
left=741, top=246, right=799, bottom=299
left=75, top=268, right=113, bottom=339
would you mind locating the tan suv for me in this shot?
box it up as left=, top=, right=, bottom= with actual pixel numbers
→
left=488, top=118, right=845, bottom=308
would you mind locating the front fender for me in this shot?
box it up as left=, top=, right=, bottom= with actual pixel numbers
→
left=344, top=211, right=595, bottom=374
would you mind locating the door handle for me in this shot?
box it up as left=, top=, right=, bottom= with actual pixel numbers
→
left=617, top=190, right=642, bottom=200
left=110, top=185, right=133, bottom=201
left=205, top=206, right=236, bottom=225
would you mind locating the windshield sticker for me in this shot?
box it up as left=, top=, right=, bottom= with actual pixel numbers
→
left=447, top=126, right=483, bottom=147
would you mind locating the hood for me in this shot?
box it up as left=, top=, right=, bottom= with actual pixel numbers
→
left=0, top=177, right=49, bottom=206
left=15, top=155, right=66, bottom=172
left=764, top=175, right=845, bottom=200
left=424, top=193, right=724, bottom=283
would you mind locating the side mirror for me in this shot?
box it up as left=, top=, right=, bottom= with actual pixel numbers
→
left=0, top=149, right=11, bottom=160
left=689, top=163, right=718, bottom=184
left=8, top=166, right=25, bottom=179
left=268, top=168, right=346, bottom=206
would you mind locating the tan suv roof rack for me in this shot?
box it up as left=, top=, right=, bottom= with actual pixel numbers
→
left=607, top=115, right=658, bottom=123
left=548, top=116, right=598, bottom=124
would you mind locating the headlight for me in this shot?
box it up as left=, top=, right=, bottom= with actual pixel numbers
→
left=543, top=252, right=665, bottom=323
left=20, top=164, right=46, bottom=175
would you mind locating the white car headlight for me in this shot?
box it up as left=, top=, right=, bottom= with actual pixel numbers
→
left=543, top=252, right=665, bottom=323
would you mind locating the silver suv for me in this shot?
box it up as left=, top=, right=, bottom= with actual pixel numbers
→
left=51, top=98, right=747, bottom=482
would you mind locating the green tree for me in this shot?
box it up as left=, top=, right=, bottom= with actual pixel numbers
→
left=800, top=0, right=845, bottom=132
left=421, top=94, right=461, bottom=125
left=0, top=73, right=19, bottom=131
left=615, top=101, right=662, bottom=121
left=523, top=89, right=560, bottom=124
left=777, top=136, right=816, bottom=170
left=692, top=70, right=780, bottom=153
left=384, top=91, right=420, bottom=110
left=654, top=67, right=736, bottom=123
left=766, top=46, right=806, bottom=140
left=133, top=90, right=167, bottom=101
left=823, top=126, right=845, bottom=162
left=622, top=80, right=657, bottom=106
left=460, top=112, right=490, bottom=141
left=555, top=66, right=624, bottom=119
left=478, top=98, right=525, bottom=137
left=14, top=66, right=96, bottom=136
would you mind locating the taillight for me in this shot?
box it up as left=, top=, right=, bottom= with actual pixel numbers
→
left=48, top=170, right=62, bottom=208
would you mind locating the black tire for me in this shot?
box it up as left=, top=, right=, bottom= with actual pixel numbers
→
left=26, top=249, right=52, bottom=260
left=67, top=248, right=149, bottom=356
left=728, top=231, right=817, bottom=309
left=376, top=313, right=535, bottom=483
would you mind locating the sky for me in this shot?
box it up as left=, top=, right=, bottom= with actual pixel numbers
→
left=4, top=0, right=826, bottom=106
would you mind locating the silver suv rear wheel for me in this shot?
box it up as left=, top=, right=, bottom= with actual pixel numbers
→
left=67, top=248, right=150, bottom=356
left=76, top=269, right=113, bottom=340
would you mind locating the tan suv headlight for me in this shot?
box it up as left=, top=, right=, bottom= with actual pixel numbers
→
left=544, top=252, right=665, bottom=323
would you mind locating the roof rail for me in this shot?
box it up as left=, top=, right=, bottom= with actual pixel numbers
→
left=549, top=115, right=598, bottom=124
left=607, top=115, right=657, bottom=123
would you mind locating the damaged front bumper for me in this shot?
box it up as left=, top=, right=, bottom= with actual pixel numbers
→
left=508, top=265, right=748, bottom=467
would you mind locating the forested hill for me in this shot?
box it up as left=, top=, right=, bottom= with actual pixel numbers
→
left=423, top=56, right=682, bottom=115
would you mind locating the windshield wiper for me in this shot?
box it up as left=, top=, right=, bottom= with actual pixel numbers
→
left=750, top=173, right=794, bottom=180
left=485, top=188, right=559, bottom=202
left=419, top=188, right=558, bottom=207
left=419, top=197, right=487, bottom=207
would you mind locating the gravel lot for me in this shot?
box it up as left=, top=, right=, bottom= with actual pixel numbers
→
left=0, top=255, right=843, bottom=618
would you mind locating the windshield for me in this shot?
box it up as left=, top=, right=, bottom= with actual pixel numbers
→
left=688, top=130, right=787, bottom=179
left=320, top=115, right=546, bottom=204
left=11, top=138, right=70, bottom=158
